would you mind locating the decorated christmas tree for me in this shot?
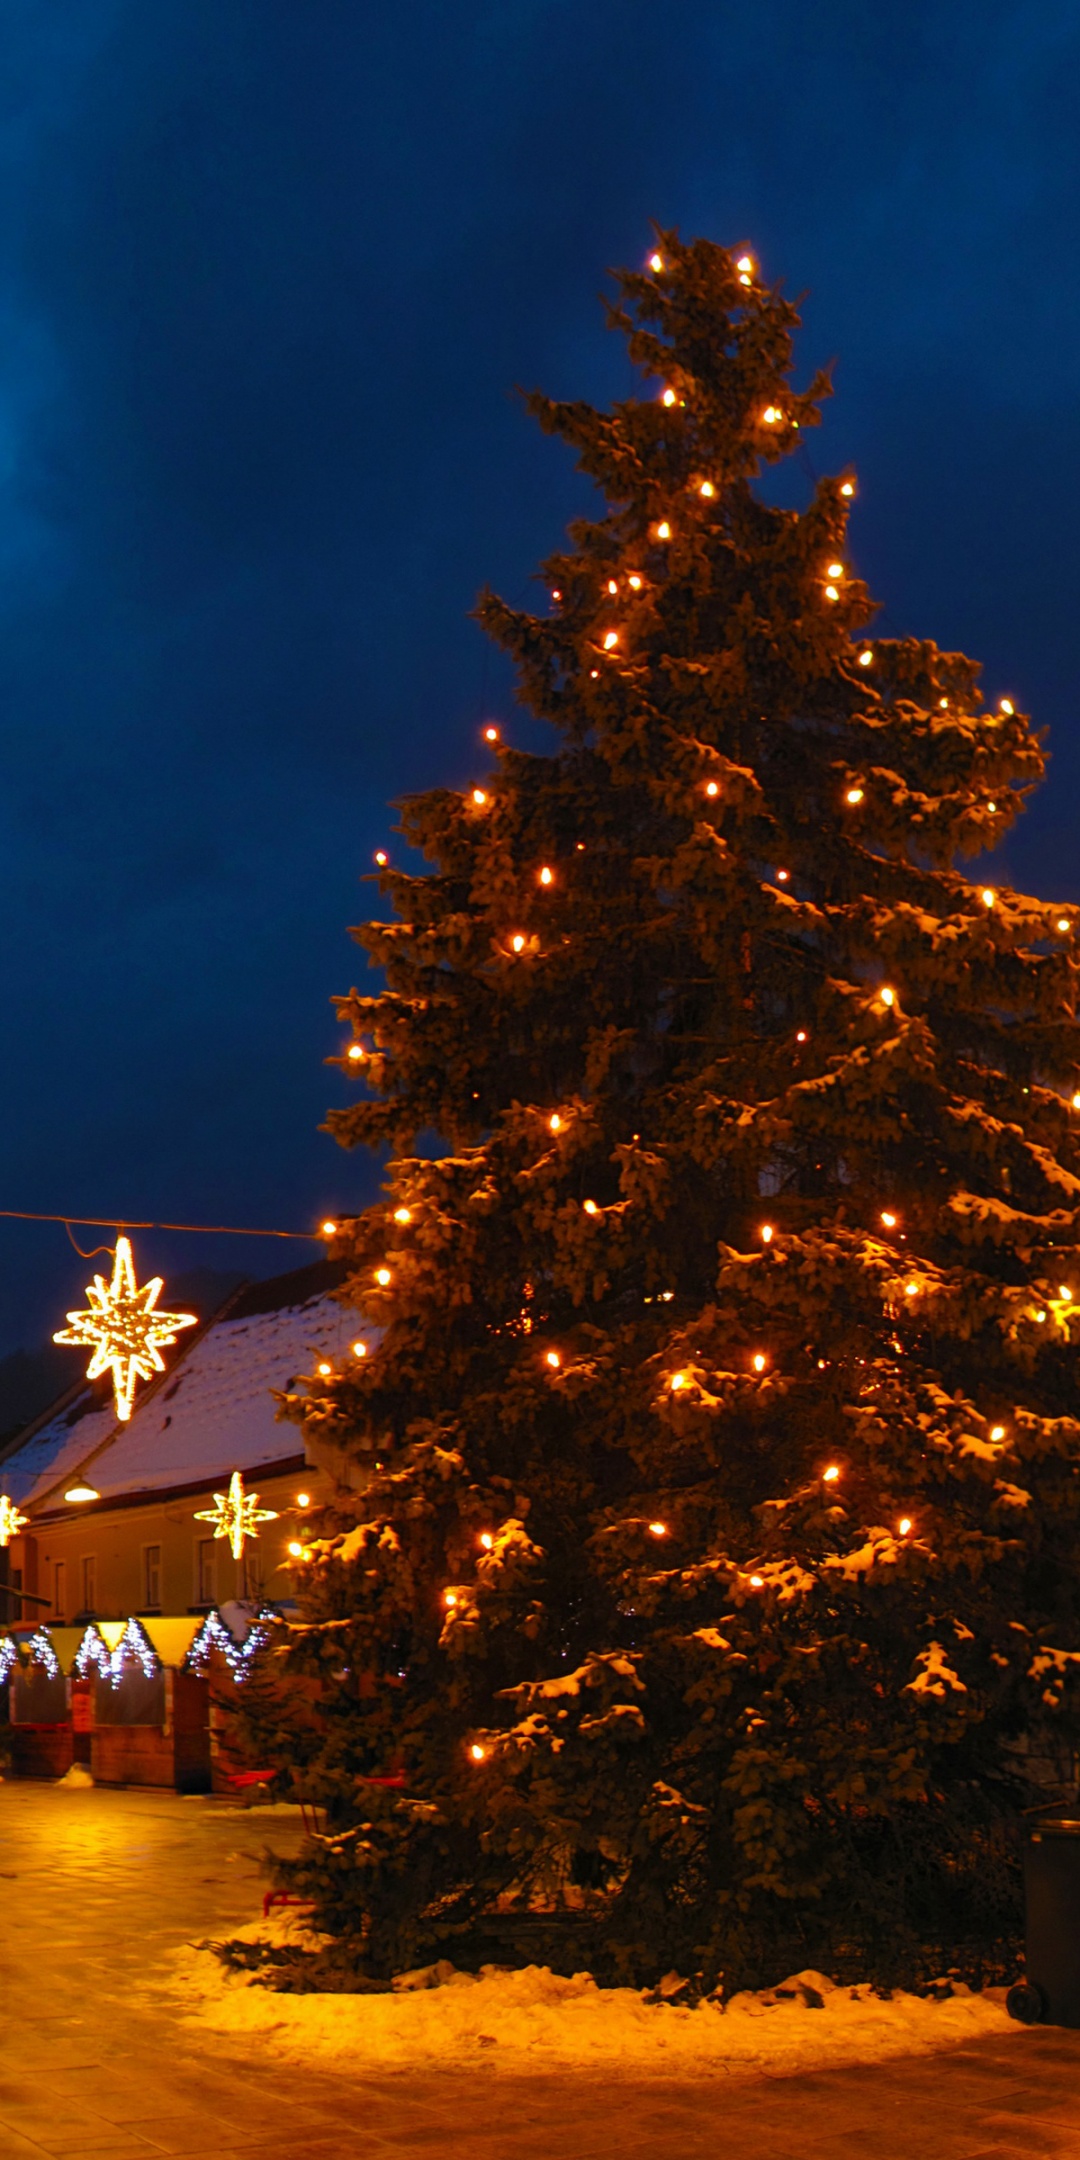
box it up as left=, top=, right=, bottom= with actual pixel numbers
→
left=247, top=231, right=1080, bottom=1992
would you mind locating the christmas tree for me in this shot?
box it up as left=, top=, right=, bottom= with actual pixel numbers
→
left=249, top=231, right=1080, bottom=1992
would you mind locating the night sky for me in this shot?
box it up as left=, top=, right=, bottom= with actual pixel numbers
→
left=0, top=0, right=1078, bottom=1357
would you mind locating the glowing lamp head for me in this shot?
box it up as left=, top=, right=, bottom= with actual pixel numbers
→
left=469, top=1742, right=486, bottom=1762
left=65, top=1483, right=99, bottom=1505
left=760, top=1224, right=774, bottom=1243
left=823, top=1465, right=840, bottom=1483
left=393, top=1206, right=412, bottom=1224
left=879, top=987, right=895, bottom=1008
left=545, top=1350, right=561, bottom=1370
left=990, top=1425, right=1006, bottom=1443
left=539, top=865, right=553, bottom=885
left=374, top=850, right=388, bottom=867
left=655, top=521, right=671, bottom=541
left=845, top=786, right=864, bottom=805
left=858, top=648, right=873, bottom=666
left=881, top=1211, right=897, bottom=1230
left=317, top=1362, right=332, bottom=1378
left=471, top=788, right=487, bottom=807
left=752, top=1353, right=767, bottom=1374
left=648, top=1521, right=667, bottom=1537
left=375, top=1267, right=391, bottom=1287
left=898, top=1517, right=913, bottom=1537
left=510, top=934, right=526, bottom=953
left=699, top=480, right=715, bottom=499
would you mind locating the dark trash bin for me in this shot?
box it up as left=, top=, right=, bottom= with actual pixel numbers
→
left=1008, top=1817, right=1080, bottom=2027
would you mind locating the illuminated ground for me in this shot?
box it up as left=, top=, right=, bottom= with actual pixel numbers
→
left=1, top=1781, right=1079, bottom=2158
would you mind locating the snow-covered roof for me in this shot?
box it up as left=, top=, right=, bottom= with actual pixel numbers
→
left=0, top=1261, right=357, bottom=1510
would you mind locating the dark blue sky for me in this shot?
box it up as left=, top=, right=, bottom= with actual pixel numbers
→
left=0, top=0, right=1078, bottom=1354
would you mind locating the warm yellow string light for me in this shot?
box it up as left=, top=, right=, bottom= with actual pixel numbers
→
left=375, top=1267, right=391, bottom=1287
left=822, top=1466, right=840, bottom=1484
left=54, top=1236, right=197, bottom=1423
left=374, top=850, right=388, bottom=866
left=655, top=520, right=671, bottom=541
left=752, top=1352, right=767, bottom=1373
left=393, top=1206, right=412, bottom=1224
left=0, top=1496, right=28, bottom=1548
left=194, top=1470, right=278, bottom=1562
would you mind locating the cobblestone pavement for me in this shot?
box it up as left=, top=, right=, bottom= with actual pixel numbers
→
left=1, top=1780, right=1080, bottom=2158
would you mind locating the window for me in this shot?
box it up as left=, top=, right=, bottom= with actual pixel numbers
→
left=54, top=1561, right=66, bottom=1621
left=143, top=1544, right=162, bottom=1612
left=240, top=1546, right=264, bottom=1601
left=81, top=1555, right=96, bottom=1615
left=196, top=1538, right=215, bottom=1606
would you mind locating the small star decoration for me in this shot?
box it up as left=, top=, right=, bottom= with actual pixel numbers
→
left=54, top=1235, right=197, bottom=1423
left=195, top=1469, right=279, bottom=1561
left=0, top=1495, right=28, bottom=1548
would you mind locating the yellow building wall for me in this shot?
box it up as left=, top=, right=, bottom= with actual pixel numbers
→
left=13, top=1463, right=324, bottom=1622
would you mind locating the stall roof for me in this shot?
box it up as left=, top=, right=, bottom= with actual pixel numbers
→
left=0, top=1259, right=356, bottom=1511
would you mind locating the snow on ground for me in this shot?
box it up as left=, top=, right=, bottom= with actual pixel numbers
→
left=163, top=1916, right=1015, bottom=2080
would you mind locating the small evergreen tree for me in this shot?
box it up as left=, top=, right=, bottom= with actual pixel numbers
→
left=248, top=232, right=1080, bottom=1991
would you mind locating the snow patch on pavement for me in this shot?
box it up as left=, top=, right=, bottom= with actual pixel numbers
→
left=160, top=1918, right=1015, bottom=2079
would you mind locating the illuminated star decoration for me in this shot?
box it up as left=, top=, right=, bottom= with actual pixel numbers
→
left=54, top=1235, right=197, bottom=1423
left=0, top=1495, right=28, bottom=1548
left=194, top=1470, right=279, bottom=1561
